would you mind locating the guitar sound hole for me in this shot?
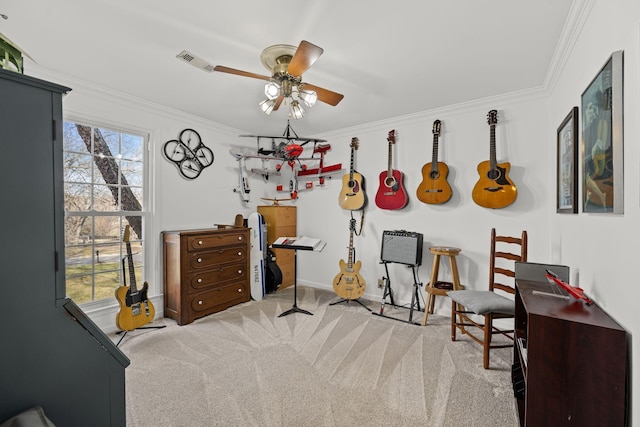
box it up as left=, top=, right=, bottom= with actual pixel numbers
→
left=348, top=180, right=356, bottom=188
left=429, top=171, right=440, bottom=179
left=384, top=177, right=396, bottom=188
left=487, top=169, right=501, bottom=180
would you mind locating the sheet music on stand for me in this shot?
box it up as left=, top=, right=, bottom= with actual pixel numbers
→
left=272, top=236, right=326, bottom=252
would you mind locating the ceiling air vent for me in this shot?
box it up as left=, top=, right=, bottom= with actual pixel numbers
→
left=176, top=50, right=215, bottom=73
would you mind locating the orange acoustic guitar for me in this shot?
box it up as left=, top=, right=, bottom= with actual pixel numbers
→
left=115, top=225, right=155, bottom=331
left=375, top=129, right=408, bottom=210
left=416, top=119, right=452, bottom=204
left=338, top=137, right=366, bottom=210
left=472, top=110, right=517, bottom=208
left=332, top=218, right=366, bottom=300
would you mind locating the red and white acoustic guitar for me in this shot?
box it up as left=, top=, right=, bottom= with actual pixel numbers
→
left=375, top=130, right=408, bottom=210
left=472, top=110, right=517, bottom=208
left=338, top=137, right=366, bottom=210
left=416, top=119, right=452, bottom=204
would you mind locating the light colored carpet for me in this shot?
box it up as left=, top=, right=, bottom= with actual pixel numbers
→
left=116, top=286, right=519, bottom=426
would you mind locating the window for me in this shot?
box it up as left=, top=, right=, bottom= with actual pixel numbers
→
left=63, top=120, right=147, bottom=305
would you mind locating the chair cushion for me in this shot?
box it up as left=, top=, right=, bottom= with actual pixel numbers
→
left=448, top=290, right=515, bottom=315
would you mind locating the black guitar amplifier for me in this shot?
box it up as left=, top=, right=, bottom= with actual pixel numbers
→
left=381, top=230, right=423, bottom=266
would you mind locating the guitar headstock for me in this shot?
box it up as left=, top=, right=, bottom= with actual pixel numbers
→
left=123, top=225, right=131, bottom=243
left=487, top=110, right=498, bottom=125
left=432, top=120, right=441, bottom=136
left=350, top=137, right=359, bottom=150
left=387, top=130, right=396, bottom=144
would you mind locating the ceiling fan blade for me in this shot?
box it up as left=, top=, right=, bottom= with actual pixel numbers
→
left=272, top=96, right=284, bottom=111
left=287, top=40, right=324, bottom=77
left=302, top=83, right=344, bottom=106
left=213, top=65, right=271, bottom=81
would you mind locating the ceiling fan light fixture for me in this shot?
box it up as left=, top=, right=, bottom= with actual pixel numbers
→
left=259, top=98, right=277, bottom=115
left=298, top=89, right=317, bottom=108
left=264, top=81, right=280, bottom=100
left=290, top=100, right=305, bottom=119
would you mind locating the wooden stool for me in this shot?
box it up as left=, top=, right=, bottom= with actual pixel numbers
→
left=423, top=246, right=463, bottom=326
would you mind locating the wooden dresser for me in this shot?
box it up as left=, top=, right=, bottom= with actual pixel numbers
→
left=162, top=227, right=250, bottom=325
left=257, top=205, right=297, bottom=289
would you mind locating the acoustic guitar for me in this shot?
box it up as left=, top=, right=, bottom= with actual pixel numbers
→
left=332, top=218, right=366, bottom=300
left=472, top=110, right=517, bottom=208
left=375, top=130, right=408, bottom=210
left=338, top=137, right=366, bottom=210
left=416, top=119, right=452, bottom=204
left=115, top=225, right=155, bottom=331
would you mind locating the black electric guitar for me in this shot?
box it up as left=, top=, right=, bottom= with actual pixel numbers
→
left=332, top=218, right=366, bottom=300
left=338, top=137, right=366, bottom=210
left=416, top=119, right=452, bottom=204
left=115, top=225, right=155, bottom=331
left=472, top=110, right=517, bottom=208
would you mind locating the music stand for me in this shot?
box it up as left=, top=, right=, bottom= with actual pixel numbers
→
left=272, top=237, right=325, bottom=317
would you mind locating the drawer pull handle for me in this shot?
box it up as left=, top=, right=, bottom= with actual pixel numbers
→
left=237, top=251, right=242, bottom=256
left=198, top=300, right=203, bottom=305
left=198, top=240, right=203, bottom=245
left=237, top=288, right=242, bottom=293
left=197, top=278, right=202, bottom=283
left=237, top=236, right=243, bottom=241
left=237, top=269, right=242, bottom=274
left=197, top=258, right=202, bottom=263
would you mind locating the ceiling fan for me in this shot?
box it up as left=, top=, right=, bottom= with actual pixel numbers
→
left=213, top=40, right=344, bottom=118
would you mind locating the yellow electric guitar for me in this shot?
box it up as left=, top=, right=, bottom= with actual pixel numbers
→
left=416, top=119, right=452, bottom=204
left=332, top=218, right=366, bottom=300
left=472, top=110, right=517, bottom=208
left=338, top=137, right=366, bottom=210
left=115, top=225, right=155, bottom=331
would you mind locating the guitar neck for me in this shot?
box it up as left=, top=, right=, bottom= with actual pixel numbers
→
left=489, top=123, right=497, bottom=169
left=349, top=146, right=355, bottom=180
left=126, top=242, right=138, bottom=293
left=387, top=140, right=393, bottom=177
left=347, top=229, right=355, bottom=269
left=431, top=133, right=439, bottom=172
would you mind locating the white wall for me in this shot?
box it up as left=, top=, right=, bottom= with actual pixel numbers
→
left=547, top=0, right=639, bottom=422
left=30, top=0, right=638, bottom=420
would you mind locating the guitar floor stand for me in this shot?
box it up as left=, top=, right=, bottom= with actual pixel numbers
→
left=372, top=262, right=424, bottom=325
left=116, top=324, right=166, bottom=347
left=330, top=297, right=372, bottom=312
left=115, top=255, right=166, bottom=347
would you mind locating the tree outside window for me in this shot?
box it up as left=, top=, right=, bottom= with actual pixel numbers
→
left=63, top=121, right=146, bottom=304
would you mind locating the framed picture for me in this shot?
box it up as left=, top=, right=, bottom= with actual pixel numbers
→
left=557, top=107, right=578, bottom=213
left=581, top=50, right=624, bottom=214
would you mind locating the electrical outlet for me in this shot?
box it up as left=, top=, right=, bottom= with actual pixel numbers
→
left=378, top=278, right=384, bottom=289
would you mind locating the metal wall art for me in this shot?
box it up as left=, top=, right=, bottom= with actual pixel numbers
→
left=163, top=128, right=214, bottom=179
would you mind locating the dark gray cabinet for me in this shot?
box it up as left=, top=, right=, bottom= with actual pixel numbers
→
left=0, top=69, right=129, bottom=426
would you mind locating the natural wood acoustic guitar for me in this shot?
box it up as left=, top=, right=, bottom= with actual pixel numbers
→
left=115, top=225, right=155, bottom=331
left=332, top=218, right=366, bottom=300
left=338, top=137, right=366, bottom=210
left=375, top=130, right=408, bottom=210
left=416, top=119, right=452, bottom=204
left=472, top=110, right=517, bottom=208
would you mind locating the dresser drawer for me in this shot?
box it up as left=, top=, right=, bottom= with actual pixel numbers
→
left=189, top=263, right=246, bottom=290
left=190, top=282, right=247, bottom=313
left=187, top=232, right=246, bottom=251
left=189, top=247, right=247, bottom=269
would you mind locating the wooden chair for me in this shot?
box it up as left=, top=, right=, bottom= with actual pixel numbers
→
left=448, top=228, right=528, bottom=369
